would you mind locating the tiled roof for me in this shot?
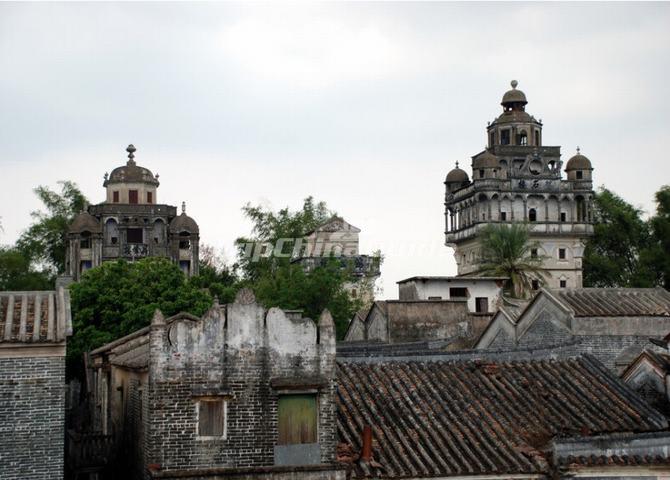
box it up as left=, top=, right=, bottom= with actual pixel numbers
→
left=549, top=288, right=670, bottom=317
left=336, top=355, right=667, bottom=478
left=0, top=290, right=72, bottom=343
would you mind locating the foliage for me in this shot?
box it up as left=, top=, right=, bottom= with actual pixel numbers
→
left=235, top=197, right=363, bottom=338
left=0, top=246, right=53, bottom=291
left=16, top=181, right=88, bottom=274
left=583, top=188, right=655, bottom=287
left=478, top=223, right=547, bottom=298
left=235, top=196, right=332, bottom=281
left=189, top=244, right=239, bottom=304
left=647, top=185, right=670, bottom=289
left=68, top=257, right=212, bottom=378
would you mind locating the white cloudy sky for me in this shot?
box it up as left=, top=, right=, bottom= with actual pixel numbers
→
left=1, top=2, right=669, bottom=298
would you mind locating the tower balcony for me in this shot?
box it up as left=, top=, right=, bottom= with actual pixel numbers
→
left=446, top=221, right=594, bottom=244
left=123, top=243, right=149, bottom=258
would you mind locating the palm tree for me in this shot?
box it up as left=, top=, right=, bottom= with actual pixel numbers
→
left=478, top=223, right=548, bottom=298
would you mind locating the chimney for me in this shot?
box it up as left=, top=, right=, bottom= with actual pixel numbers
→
left=361, top=425, right=372, bottom=461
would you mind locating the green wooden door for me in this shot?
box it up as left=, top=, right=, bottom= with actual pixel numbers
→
left=278, top=394, right=317, bottom=445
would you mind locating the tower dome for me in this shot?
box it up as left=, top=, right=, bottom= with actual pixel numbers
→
left=69, top=211, right=101, bottom=234
left=104, top=145, right=159, bottom=187
left=445, top=163, right=469, bottom=183
left=501, top=80, right=527, bottom=108
left=170, top=202, right=200, bottom=234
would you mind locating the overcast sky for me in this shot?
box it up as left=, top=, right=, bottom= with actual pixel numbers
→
left=1, top=2, right=669, bottom=298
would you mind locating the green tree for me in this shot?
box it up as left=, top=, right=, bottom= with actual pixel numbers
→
left=0, top=246, right=53, bottom=291
left=16, top=181, right=88, bottom=274
left=68, top=257, right=212, bottom=378
left=583, top=188, right=654, bottom=287
left=188, top=244, right=239, bottom=304
left=235, top=197, right=363, bottom=338
left=478, top=223, right=547, bottom=298
left=647, top=185, right=670, bottom=289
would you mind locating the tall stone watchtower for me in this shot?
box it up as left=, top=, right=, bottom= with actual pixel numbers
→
left=444, top=81, right=595, bottom=289
left=65, top=145, right=200, bottom=280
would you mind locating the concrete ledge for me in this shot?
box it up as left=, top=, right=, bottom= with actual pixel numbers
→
left=149, top=463, right=346, bottom=480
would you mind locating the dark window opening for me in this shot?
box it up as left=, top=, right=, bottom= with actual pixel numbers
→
left=179, top=240, right=190, bottom=249
left=80, top=260, right=92, bottom=273
left=198, top=399, right=225, bottom=438
left=80, top=231, right=91, bottom=249
left=449, top=287, right=468, bottom=298
left=129, top=190, right=138, bottom=204
left=179, top=260, right=190, bottom=274
left=558, top=248, right=566, bottom=260
left=475, top=297, right=489, bottom=313
left=479, top=169, right=485, bottom=179
left=147, top=191, right=153, bottom=204
left=531, top=280, right=539, bottom=290
left=576, top=171, right=583, bottom=180
left=560, top=279, right=567, bottom=288
left=560, top=212, right=567, bottom=222
left=534, top=131, right=540, bottom=146
left=501, top=130, right=510, bottom=145
left=113, top=191, right=119, bottom=203
left=111, top=237, right=118, bottom=245
left=500, top=211, right=507, bottom=221
left=531, top=248, right=538, bottom=258
left=127, top=228, right=143, bottom=244
left=528, top=208, right=537, bottom=222
left=517, top=133, right=527, bottom=146
left=489, top=132, right=495, bottom=146
left=278, top=394, right=317, bottom=445
left=428, top=296, right=442, bottom=300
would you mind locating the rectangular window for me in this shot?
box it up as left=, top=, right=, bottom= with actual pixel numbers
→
left=427, top=296, right=442, bottom=300
left=475, top=297, right=489, bottom=313
left=80, top=238, right=91, bottom=249
left=80, top=260, right=92, bottom=273
left=449, top=287, right=468, bottom=298
left=129, top=190, right=138, bottom=204
left=531, top=248, right=538, bottom=258
left=113, top=191, right=119, bottom=203
left=560, top=212, right=567, bottom=222
left=479, top=169, right=485, bottom=178
left=197, top=398, right=226, bottom=439
left=278, top=394, right=317, bottom=445
left=531, top=280, right=539, bottom=290
left=500, top=212, right=507, bottom=221
left=501, top=130, right=510, bottom=145
left=576, top=171, right=583, bottom=180
left=558, top=248, right=566, bottom=260
left=147, top=191, right=153, bottom=204
left=127, top=228, right=143, bottom=244
left=179, top=260, right=190, bottom=274
left=560, top=279, right=567, bottom=288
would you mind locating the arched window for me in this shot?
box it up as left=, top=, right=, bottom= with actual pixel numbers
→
left=153, top=219, right=166, bottom=245
left=179, top=231, right=191, bottom=250
left=80, top=231, right=91, bottom=249
left=534, top=131, right=540, bottom=146
left=517, top=131, right=528, bottom=146
left=105, top=219, right=119, bottom=245
left=528, top=208, right=537, bottom=222
left=576, top=196, right=586, bottom=222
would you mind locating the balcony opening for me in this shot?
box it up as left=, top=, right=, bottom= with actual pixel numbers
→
left=127, top=228, right=143, bottom=244
left=500, top=211, right=507, bottom=221
left=517, top=132, right=527, bottom=146
left=560, top=212, right=567, bottom=222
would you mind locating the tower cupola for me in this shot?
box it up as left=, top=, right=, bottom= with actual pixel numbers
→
left=501, top=80, right=528, bottom=111
left=103, top=145, right=159, bottom=205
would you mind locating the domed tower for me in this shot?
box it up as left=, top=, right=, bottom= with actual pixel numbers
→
left=444, top=81, right=595, bottom=289
left=65, top=145, right=200, bottom=280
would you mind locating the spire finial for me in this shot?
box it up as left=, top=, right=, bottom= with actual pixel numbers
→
left=576, top=146, right=581, bottom=155
left=126, top=144, right=137, bottom=166
left=511, top=80, right=518, bottom=89
left=181, top=201, right=186, bottom=214
left=455, top=160, right=459, bottom=169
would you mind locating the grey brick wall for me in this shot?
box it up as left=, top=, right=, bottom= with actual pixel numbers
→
left=0, top=356, right=65, bottom=480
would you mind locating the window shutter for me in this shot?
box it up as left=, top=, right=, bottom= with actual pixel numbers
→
left=278, top=395, right=317, bottom=445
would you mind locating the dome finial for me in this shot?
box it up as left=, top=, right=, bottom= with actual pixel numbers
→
left=511, top=80, right=518, bottom=89
left=182, top=201, right=186, bottom=214
left=576, top=146, right=580, bottom=155
left=126, top=144, right=137, bottom=166
left=455, top=160, right=459, bottom=169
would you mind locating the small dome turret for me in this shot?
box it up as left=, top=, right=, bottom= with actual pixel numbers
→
left=69, top=211, right=101, bottom=234
left=445, top=162, right=470, bottom=192
left=566, top=148, right=593, bottom=171
left=473, top=150, right=498, bottom=169
left=170, top=202, right=199, bottom=234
